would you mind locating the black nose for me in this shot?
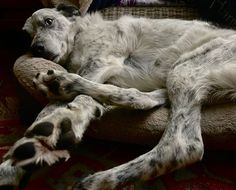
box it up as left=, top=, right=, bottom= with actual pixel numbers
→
left=31, top=43, right=45, bottom=57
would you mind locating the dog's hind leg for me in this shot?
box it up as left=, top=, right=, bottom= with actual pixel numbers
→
left=72, top=63, right=207, bottom=190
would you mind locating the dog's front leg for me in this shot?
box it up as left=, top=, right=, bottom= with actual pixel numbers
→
left=34, top=70, right=167, bottom=110
left=3, top=95, right=104, bottom=169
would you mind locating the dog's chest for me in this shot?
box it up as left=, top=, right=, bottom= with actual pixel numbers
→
left=68, top=21, right=175, bottom=90
left=70, top=53, right=166, bottom=91
left=106, top=57, right=167, bottom=91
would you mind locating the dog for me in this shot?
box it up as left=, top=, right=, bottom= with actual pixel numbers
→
left=4, top=3, right=236, bottom=190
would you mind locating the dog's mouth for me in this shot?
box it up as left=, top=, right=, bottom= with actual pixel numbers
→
left=40, top=54, right=59, bottom=63
left=31, top=50, right=59, bottom=62
left=31, top=44, right=60, bottom=62
left=49, top=54, right=60, bottom=62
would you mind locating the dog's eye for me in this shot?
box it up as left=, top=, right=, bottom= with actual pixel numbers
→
left=44, top=18, right=54, bottom=26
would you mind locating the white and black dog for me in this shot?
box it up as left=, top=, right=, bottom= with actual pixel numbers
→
left=4, top=4, right=236, bottom=190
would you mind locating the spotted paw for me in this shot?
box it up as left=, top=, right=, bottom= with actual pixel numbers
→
left=3, top=137, right=70, bottom=170
left=33, top=70, right=80, bottom=100
left=25, top=108, right=80, bottom=149
left=4, top=109, right=78, bottom=170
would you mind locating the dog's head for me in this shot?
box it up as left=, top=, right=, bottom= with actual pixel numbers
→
left=23, top=4, right=80, bottom=63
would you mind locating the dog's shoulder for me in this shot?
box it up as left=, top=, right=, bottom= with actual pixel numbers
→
left=72, top=12, right=105, bottom=31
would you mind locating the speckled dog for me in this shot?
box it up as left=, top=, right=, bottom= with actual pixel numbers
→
left=4, top=3, right=236, bottom=189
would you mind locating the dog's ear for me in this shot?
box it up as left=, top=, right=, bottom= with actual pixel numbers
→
left=56, top=3, right=80, bottom=17
left=22, top=17, right=34, bottom=37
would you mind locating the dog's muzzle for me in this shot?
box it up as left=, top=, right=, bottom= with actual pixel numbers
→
left=31, top=43, right=58, bottom=61
left=31, top=43, right=45, bottom=56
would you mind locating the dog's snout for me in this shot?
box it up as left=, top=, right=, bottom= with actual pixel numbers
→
left=31, top=43, right=45, bottom=56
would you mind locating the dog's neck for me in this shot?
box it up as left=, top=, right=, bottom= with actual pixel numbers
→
left=74, top=12, right=104, bottom=32
left=59, top=13, right=105, bottom=66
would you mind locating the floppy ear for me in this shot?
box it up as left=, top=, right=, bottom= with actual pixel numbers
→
left=22, top=17, right=34, bottom=37
left=56, top=3, right=80, bottom=17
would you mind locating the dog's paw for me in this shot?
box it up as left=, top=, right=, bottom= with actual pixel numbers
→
left=3, top=113, right=75, bottom=170
left=3, top=137, right=70, bottom=171
left=33, top=70, right=79, bottom=100
left=25, top=107, right=81, bottom=149
left=4, top=95, right=102, bottom=171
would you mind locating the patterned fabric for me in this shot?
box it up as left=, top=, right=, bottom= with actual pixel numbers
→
left=119, top=0, right=185, bottom=6
left=100, top=6, right=199, bottom=20
left=88, top=0, right=187, bottom=12
left=0, top=140, right=235, bottom=190
left=0, top=60, right=24, bottom=150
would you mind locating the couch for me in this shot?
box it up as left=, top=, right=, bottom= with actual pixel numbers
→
left=0, top=0, right=236, bottom=189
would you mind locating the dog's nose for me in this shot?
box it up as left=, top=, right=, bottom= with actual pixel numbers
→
left=31, top=43, right=45, bottom=56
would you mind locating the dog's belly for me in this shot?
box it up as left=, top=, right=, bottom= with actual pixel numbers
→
left=107, top=77, right=162, bottom=92
left=106, top=66, right=166, bottom=91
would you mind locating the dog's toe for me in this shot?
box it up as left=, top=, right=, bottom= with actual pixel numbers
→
left=57, top=117, right=77, bottom=149
left=25, top=116, right=78, bottom=150
left=25, top=121, right=54, bottom=138
left=12, top=142, right=36, bottom=162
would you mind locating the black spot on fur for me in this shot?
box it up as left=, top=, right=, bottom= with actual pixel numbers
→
left=155, top=59, right=161, bottom=66
left=94, top=107, right=102, bottom=118
left=65, top=81, right=86, bottom=95
left=117, top=172, right=140, bottom=185
left=181, top=124, right=188, bottom=134
left=129, top=97, right=134, bottom=102
left=162, top=141, right=170, bottom=147
left=117, top=164, right=142, bottom=185
left=73, top=182, right=88, bottom=190
left=13, top=142, right=36, bottom=161
left=149, top=159, right=156, bottom=167
left=27, top=122, right=54, bottom=137
left=33, top=81, right=36, bottom=88
left=187, top=145, right=197, bottom=156
left=124, top=55, right=143, bottom=70
left=170, top=158, right=178, bottom=169
left=73, top=177, right=96, bottom=190
left=117, top=173, right=127, bottom=183
left=78, top=60, right=99, bottom=76
left=194, top=137, right=201, bottom=142
left=149, top=159, right=163, bottom=169
left=35, top=73, right=40, bottom=79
